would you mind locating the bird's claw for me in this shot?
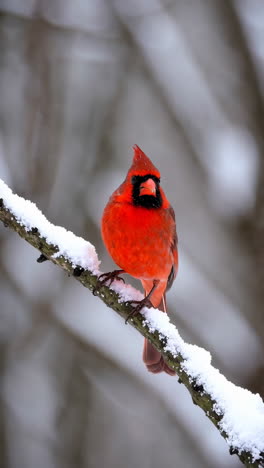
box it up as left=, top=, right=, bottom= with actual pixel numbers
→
left=93, top=270, right=125, bottom=295
left=125, top=297, right=153, bottom=324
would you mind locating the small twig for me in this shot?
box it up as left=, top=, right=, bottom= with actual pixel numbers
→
left=37, top=253, right=48, bottom=263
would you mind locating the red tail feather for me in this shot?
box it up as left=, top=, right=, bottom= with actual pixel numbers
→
left=142, top=293, right=176, bottom=376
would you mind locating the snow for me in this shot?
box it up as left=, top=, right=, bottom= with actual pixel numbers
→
left=142, top=307, right=264, bottom=461
left=112, top=278, right=144, bottom=302
left=0, top=179, right=100, bottom=274
left=1, top=177, right=264, bottom=461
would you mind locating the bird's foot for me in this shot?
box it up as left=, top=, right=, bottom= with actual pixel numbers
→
left=125, top=297, right=153, bottom=324
left=93, top=269, right=125, bottom=295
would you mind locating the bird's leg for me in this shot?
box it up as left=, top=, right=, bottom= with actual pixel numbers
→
left=93, top=269, right=125, bottom=295
left=125, top=280, right=159, bottom=324
left=98, top=269, right=125, bottom=286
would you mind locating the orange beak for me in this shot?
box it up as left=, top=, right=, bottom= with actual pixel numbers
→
left=139, top=178, right=156, bottom=196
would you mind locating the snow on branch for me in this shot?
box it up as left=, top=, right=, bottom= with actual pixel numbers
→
left=0, top=178, right=264, bottom=468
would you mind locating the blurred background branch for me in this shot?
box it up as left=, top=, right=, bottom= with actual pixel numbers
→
left=1, top=1, right=264, bottom=467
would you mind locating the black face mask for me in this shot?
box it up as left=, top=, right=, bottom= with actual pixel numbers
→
left=131, top=174, right=162, bottom=209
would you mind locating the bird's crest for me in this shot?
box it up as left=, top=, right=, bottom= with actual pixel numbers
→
left=128, top=145, right=160, bottom=179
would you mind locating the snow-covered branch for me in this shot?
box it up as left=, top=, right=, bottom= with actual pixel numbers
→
left=0, top=178, right=264, bottom=468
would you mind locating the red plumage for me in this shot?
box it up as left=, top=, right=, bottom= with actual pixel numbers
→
left=101, top=145, right=178, bottom=375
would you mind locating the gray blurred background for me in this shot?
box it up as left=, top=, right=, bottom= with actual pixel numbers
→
left=0, top=1, right=264, bottom=467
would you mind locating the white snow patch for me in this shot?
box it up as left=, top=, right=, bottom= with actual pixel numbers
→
left=111, top=279, right=144, bottom=303
left=0, top=179, right=100, bottom=274
left=142, top=306, right=264, bottom=460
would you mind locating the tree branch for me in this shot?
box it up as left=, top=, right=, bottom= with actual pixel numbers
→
left=0, top=181, right=263, bottom=468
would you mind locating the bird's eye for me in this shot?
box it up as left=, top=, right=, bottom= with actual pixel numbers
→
left=131, top=176, right=137, bottom=184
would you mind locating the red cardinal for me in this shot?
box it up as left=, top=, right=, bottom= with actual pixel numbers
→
left=101, top=145, right=178, bottom=375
